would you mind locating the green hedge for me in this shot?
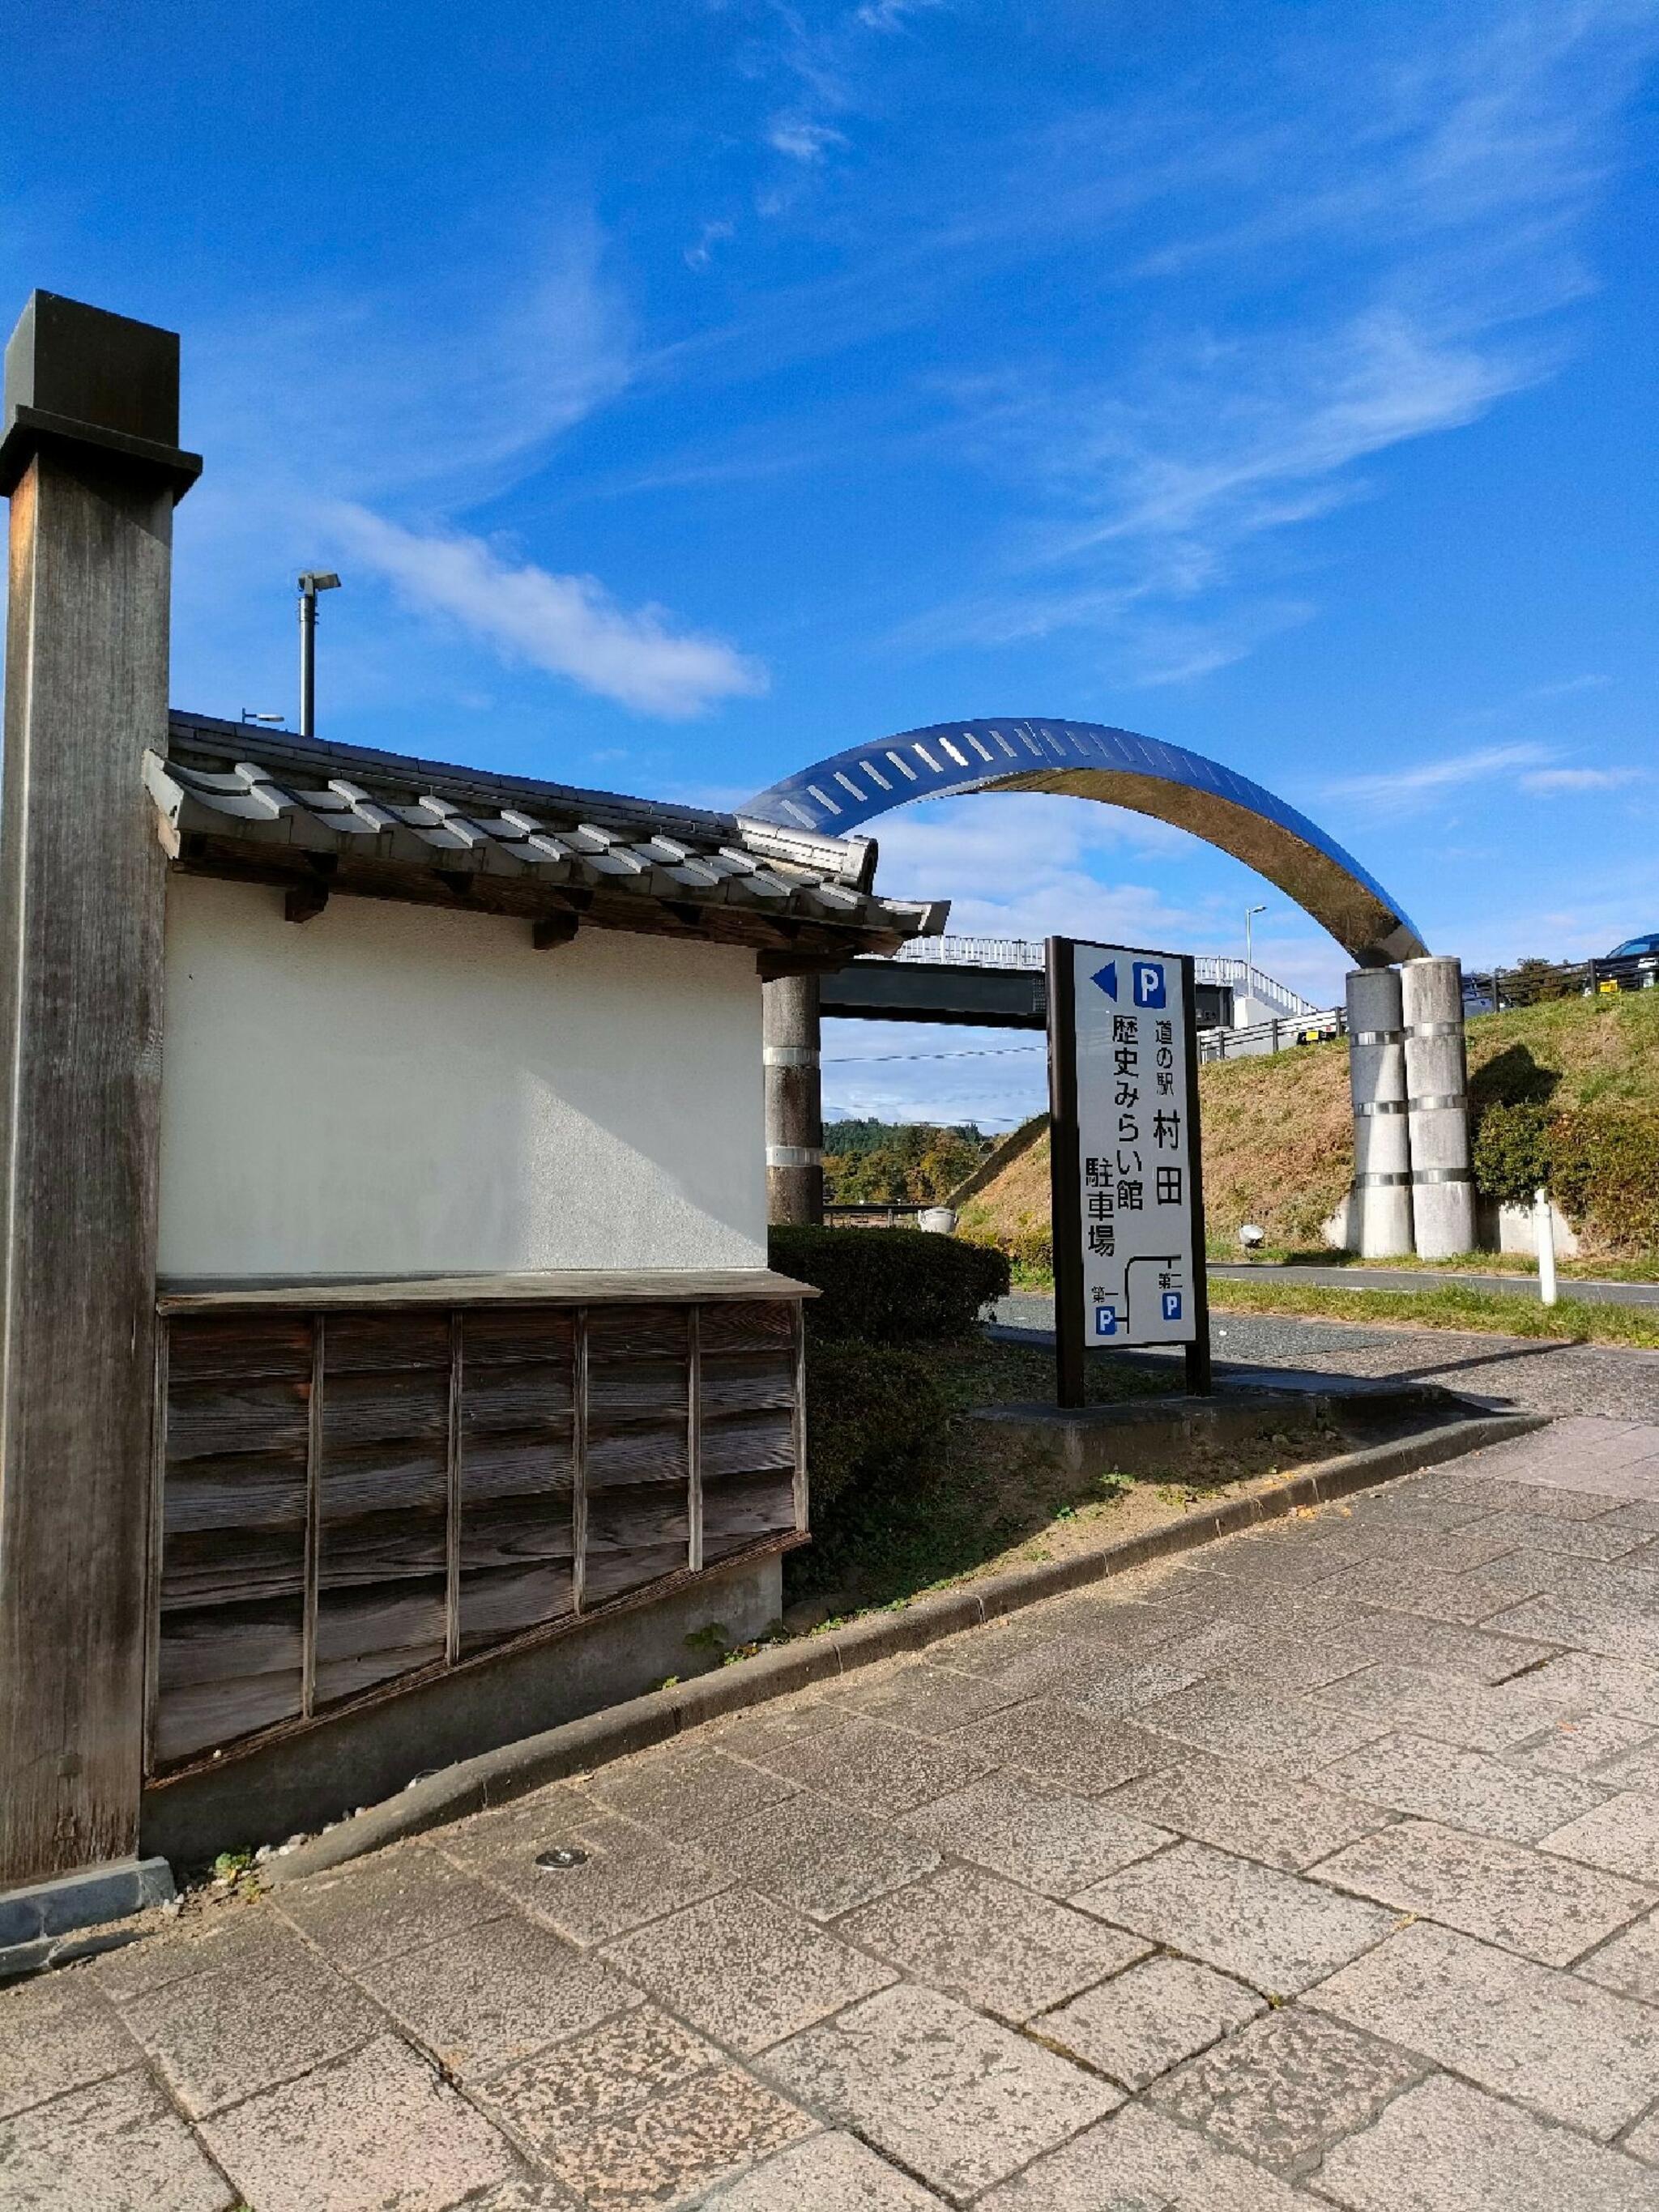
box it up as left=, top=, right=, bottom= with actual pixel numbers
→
left=770, top=1225, right=1010, bottom=1344
left=1471, top=1102, right=1553, bottom=1208
left=1473, top=1102, right=1659, bottom=1251
left=803, top=1342, right=949, bottom=1508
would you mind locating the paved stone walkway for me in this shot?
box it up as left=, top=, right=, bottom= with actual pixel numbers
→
left=13, top=1419, right=1659, bottom=2206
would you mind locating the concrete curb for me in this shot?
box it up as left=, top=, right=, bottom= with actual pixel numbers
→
left=267, top=1408, right=1543, bottom=1886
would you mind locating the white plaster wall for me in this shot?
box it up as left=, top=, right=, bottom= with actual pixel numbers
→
left=159, top=876, right=768, bottom=1279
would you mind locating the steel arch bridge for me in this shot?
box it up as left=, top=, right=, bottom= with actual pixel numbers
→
left=744, top=717, right=1425, bottom=969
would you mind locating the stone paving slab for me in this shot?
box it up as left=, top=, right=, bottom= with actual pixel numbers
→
left=1075, top=1839, right=1396, bottom=1995
left=352, top=1912, right=639, bottom=2080
left=975, top=2100, right=1321, bottom=2209
left=1320, top=1730, right=1609, bottom=1843
left=1310, top=1818, right=1655, bottom=1967
left=895, top=1771, right=1171, bottom=1896
left=835, top=1860, right=1149, bottom=2023
left=20, top=1417, right=1659, bottom=2209
left=115, top=1913, right=383, bottom=2117
left=1148, top=2005, right=1430, bottom=2178
left=1308, top=1920, right=1659, bottom=2140
left=0, top=2065, right=238, bottom=2210
left=1315, top=2071, right=1657, bottom=2209
left=762, top=1984, right=1122, bottom=2203
left=599, top=1888, right=895, bottom=2054
left=0, top=1967, right=139, bottom=2120
left=1103, top=1754, right=1395, bottom=1872
left=704, top=2131, right=949, bottom=2208
left=697, top=1788, right=943, bottom=1920
left=199, top=2033, right=522, bottom=2212
left=1034, top=1953, right=1265, bottom=2089
left=1542, top=1792, right=1659, bottom=1883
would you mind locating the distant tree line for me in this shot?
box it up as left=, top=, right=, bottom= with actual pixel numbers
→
left=822, top=1118, right=993, bottom=1204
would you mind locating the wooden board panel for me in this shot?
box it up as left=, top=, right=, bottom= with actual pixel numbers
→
left=463, top=1307, right=576, bottom=1365
left=313, top=1579, right=446, bottom=1707
left=167, top=1314, right=313, bottom=1385
left=699, top=1301, right=795, bottom=1356
left=323, top=1312, right=452, bottom=1372
left=151, top=1289, right=803, bottom=1774
left=463, top=1361, right=574, bottom=1431
left=322, top=1367, right=450, bottom=1447
left=587, top=1306, right=691, bottom=1363
left=166, top=1377, right=310, bottom=1464
left=585, top=1481, right=689, bottom=1605
left=153, top=1596, right=304, bottom=1762
left=702, top=1468, right=798, bottom=1559
left=700, top=1349, right=795, bottom=1418
left=702, top=1408, right=796, bottom=1481
left=586, top=1426, right=690, bottom=1491
left=457, top=1562, right=575, bottom=1652
left=160, top=1526, right=306, bottom=1611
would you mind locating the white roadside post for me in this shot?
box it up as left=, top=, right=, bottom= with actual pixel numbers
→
left=1536, top=1187, right=1559, bottom=1306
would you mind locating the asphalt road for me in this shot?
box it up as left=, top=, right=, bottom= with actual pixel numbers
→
left=992, top=1291, right=1659, bottom=1423
left=1209, top=1261, right=1659, bottom=1310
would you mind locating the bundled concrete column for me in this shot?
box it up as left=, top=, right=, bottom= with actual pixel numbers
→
left=1403, top=954, right=1475, bottom=1259
left=763, top=973, right=824, bottom=1226
left=1345, top=967, right=1413, bottom=1257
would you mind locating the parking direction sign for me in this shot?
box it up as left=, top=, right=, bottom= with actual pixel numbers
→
left=1047, top=938, right=1211, bottom=1406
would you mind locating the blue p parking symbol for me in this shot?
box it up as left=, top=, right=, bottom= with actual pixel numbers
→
left=1094, top=1304, right=1120, bottom=1337
left=1133, top=961, right=1166, bottom=1009
left=1162, top=1291, right=1183, bottom=1322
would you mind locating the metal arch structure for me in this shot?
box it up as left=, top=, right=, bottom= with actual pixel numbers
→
left=743, top=717, right=1426, bottom=969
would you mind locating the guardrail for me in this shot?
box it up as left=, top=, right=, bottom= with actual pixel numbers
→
left=889, top=936, right=1320, bottom=1019
left=1465, top=958, right=1659, bottom=1012
left=1197, top=1008, right=1345, bottom=1061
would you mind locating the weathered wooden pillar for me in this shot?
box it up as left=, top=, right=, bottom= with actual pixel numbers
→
left=764, top=974, right=824, bottom=1225
left=0, top=295, right=199, bottom=1893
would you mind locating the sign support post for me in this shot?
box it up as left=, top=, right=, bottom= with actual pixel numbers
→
left=1047, top=935, right=1211, bottom=1410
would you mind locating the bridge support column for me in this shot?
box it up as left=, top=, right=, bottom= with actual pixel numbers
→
left=764, top=974, right=824, bottom=1226
left=1345, top=968, right=1414, bottom=1258
left=1404, top=955, right=1475, bottom=1259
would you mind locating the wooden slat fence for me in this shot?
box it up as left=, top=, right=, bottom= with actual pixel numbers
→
left=151, top=1295, right=804, bottom=1773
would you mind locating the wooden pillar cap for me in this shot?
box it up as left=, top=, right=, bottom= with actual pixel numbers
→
left=0, top=291, right=202, bottom=499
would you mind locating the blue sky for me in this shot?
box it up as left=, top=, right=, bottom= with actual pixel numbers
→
left=6, top=0, right=1657, bottom=1128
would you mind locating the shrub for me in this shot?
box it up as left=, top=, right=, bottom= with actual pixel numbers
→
left=770, top=1225, right=1010, bottom=1344
left=1472, top=1101, right=1554, bottom=1207
left=804, top=1341, right=949, bottom=1508
left=1473, top=1101, right=1659, bottom=1252
left=1551, top=1110, right=1659, bottom=1252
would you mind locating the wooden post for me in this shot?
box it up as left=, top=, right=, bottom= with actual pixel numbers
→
left=0, top=294, right=199, bottom=1886
left=764, top=973, right=824, bottom=1226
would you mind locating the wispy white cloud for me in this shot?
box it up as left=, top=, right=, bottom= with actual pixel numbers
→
left=330, top=507, right=768, bottom=719
left=1323, top=742, right=1550, bottom=814
left=906, top=0, right=1658, bottom=680
left=1519, top=764, right=1644, bottom=794
left=766, top=117, right=848, bottom=163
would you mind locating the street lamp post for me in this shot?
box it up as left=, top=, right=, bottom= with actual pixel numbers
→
left=297, top=570, right=341, bottom=738
left=1245, top=902, right=1267, bottom=991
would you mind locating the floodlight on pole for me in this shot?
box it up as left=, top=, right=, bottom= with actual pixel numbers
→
left=1245, top=902, right=1267, bottom=979
left=297, top=569, right=342, bottom=739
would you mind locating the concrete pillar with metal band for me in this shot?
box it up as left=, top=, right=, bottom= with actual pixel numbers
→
left=1403, top=953, right=1475, bottom=1260
left=763, top=974, right=824, bottom=1226
left=1345, top=967, right=1414, bottom=1258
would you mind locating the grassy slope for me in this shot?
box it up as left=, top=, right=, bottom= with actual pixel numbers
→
left=961, top=988, right=1659, bottom=1259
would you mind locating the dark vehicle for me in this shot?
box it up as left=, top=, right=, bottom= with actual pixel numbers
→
left=1594, top=933, right=1659, bottom=994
